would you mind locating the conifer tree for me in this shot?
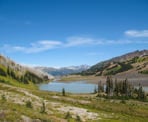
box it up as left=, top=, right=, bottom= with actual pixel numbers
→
left=98, top=81, right=104, bottom=93
left=62, top=88, right=65, bottom=96
left=137, top=83, right=146, bottom=101
left=94, top=86, right=97, bottom=94
left=106, top=76, right=112, bottom=96
left=114, top=78, right=119, bottom=96
left=7, top=66, right=10, bottom=76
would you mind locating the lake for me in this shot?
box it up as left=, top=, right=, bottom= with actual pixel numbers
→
left=39, top=81, right=148, bottom=93
left=39, top=81, right=97, bottom=93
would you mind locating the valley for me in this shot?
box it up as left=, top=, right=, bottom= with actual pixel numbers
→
left=0, top=82, right=148, bottom=122
left=0, top=50, right=148, bottom=122
left=1, top=0, right=148, bottom=121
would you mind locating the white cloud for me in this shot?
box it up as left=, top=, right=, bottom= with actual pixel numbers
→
left=3, top=40, right=62, bottom=53
left=27, top=40, right=62, bottom=53
left=65, top=37, right=148, bottom=46
left=2, top=35, right=148, bottom=54
left=65, top=37, right=97, bottom=47
left=125, top=30, right=148, bottom=37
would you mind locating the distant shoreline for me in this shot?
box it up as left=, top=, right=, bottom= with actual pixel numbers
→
left=59, top=74, right=148, bottom=86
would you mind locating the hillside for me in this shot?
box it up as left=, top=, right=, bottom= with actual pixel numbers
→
left=35, top=65, right=90, bottom=76
left=0, top=54, right=148, bottom=122
left=81, top=50, right=148, bottom=76
left=0, top=54, right=53, bottom=86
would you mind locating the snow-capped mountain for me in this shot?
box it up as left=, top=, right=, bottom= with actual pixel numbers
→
left=35, top=65, right=90, bottom=76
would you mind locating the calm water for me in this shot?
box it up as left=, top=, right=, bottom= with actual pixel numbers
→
left=39, top=81, right=97, bottom=93
left=39, top=81, right=148, bottom=93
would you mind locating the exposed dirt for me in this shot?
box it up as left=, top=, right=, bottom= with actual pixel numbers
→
left=0, top=83, right=100, bottom=122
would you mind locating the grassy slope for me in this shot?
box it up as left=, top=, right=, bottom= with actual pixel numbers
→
left=0, top=76, right=148, bottom=122
left=81, top=56, right=148, bottom=76
left=0, top=75, right=37, bottom=89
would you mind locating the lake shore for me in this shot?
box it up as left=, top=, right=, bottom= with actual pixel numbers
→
left=59, top=74, right=148, bottom=86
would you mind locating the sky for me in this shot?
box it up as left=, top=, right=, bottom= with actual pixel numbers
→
left=0, top=0, right=148, bottom=67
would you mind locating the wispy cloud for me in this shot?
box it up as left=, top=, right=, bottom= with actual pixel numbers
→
left=65, top=37, right=97, bottom=47
left=2, top=31, right=148, bottom=54
left=125, top=30, right=148, bottom=37
left=102, top=40, right=148, bottom=44
left=2, top=40, right=62, bottom=53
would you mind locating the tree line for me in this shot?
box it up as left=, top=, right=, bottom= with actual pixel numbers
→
left=0, top=66, right=46, bottom=84
left=96, top=76, right=147, bottom=101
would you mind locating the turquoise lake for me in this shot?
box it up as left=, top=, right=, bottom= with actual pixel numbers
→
left=39, top=81, right=97, bottom=93
left=39, top=81, right=148, bottom=93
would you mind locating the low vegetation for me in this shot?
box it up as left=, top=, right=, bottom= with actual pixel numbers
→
left=0, top=75, right=148, bottom=121
left=80, top=55, right=148, bottom=76
left=0, top=52, right=148, bottom=121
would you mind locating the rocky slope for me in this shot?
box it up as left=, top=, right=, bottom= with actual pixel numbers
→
left=80, top=50, right=148, bottom=76
left=0, top=54, right=53, bottom=84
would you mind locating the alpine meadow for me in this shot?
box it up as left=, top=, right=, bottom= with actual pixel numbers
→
left=0, top=0, right=148, bottom=122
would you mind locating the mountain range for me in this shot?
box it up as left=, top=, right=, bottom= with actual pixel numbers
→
left=35, top=65, right=90, bottom=76
left=80, top=50, right=148, bottom=76
left=0, top=49, right=147, bottom=85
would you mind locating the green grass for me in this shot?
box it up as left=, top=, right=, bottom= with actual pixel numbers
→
left=105, top=65, right=122, bottom=75
left=0, top=80, right=148, bottom=122
left=30, top=89, right=148, bottom=121
left=0, top=75, right=37, bottom=90
left=140, top=70, right=148, bottom=74
left=137, top=56, right=148, bottom=63
left=0, top=100, right=53, bottom=122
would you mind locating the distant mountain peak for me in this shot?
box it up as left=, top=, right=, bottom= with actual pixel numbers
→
left=35, top=64, right=90, bottom=76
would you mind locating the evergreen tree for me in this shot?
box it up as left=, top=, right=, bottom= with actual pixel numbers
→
left=62, top=88, right=65, bottom=96
left=10, top=70, right=16, bottom=79
left=122, top=78, right=128, bottom=96
left=110, top=77, right=113, bottom=96
left=7, top=66, right=10, bottom=76
left=137, top=83, right=146, bottom=101
left=94, top=86, right=97, bottom=94
left=106, top=76, right=110, bottom=95
left=106, top=76, right=113, bottom=96
left=98, top=81, right=104, bottom=93
left=114, top=78, right=119, bottom=96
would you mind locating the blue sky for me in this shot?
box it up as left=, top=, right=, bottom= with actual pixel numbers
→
left=0, top=0, right=148, bottom=67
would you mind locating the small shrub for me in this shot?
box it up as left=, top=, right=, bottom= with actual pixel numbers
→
left=76, top=115, right=82, bottom=122
left=25, top=100, right=32, bottom=108
left=1, top=94, right=6, bottom=101
left=65, top=111, right=71, bottom=119
left=120, top=100, right=126, bottom=104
